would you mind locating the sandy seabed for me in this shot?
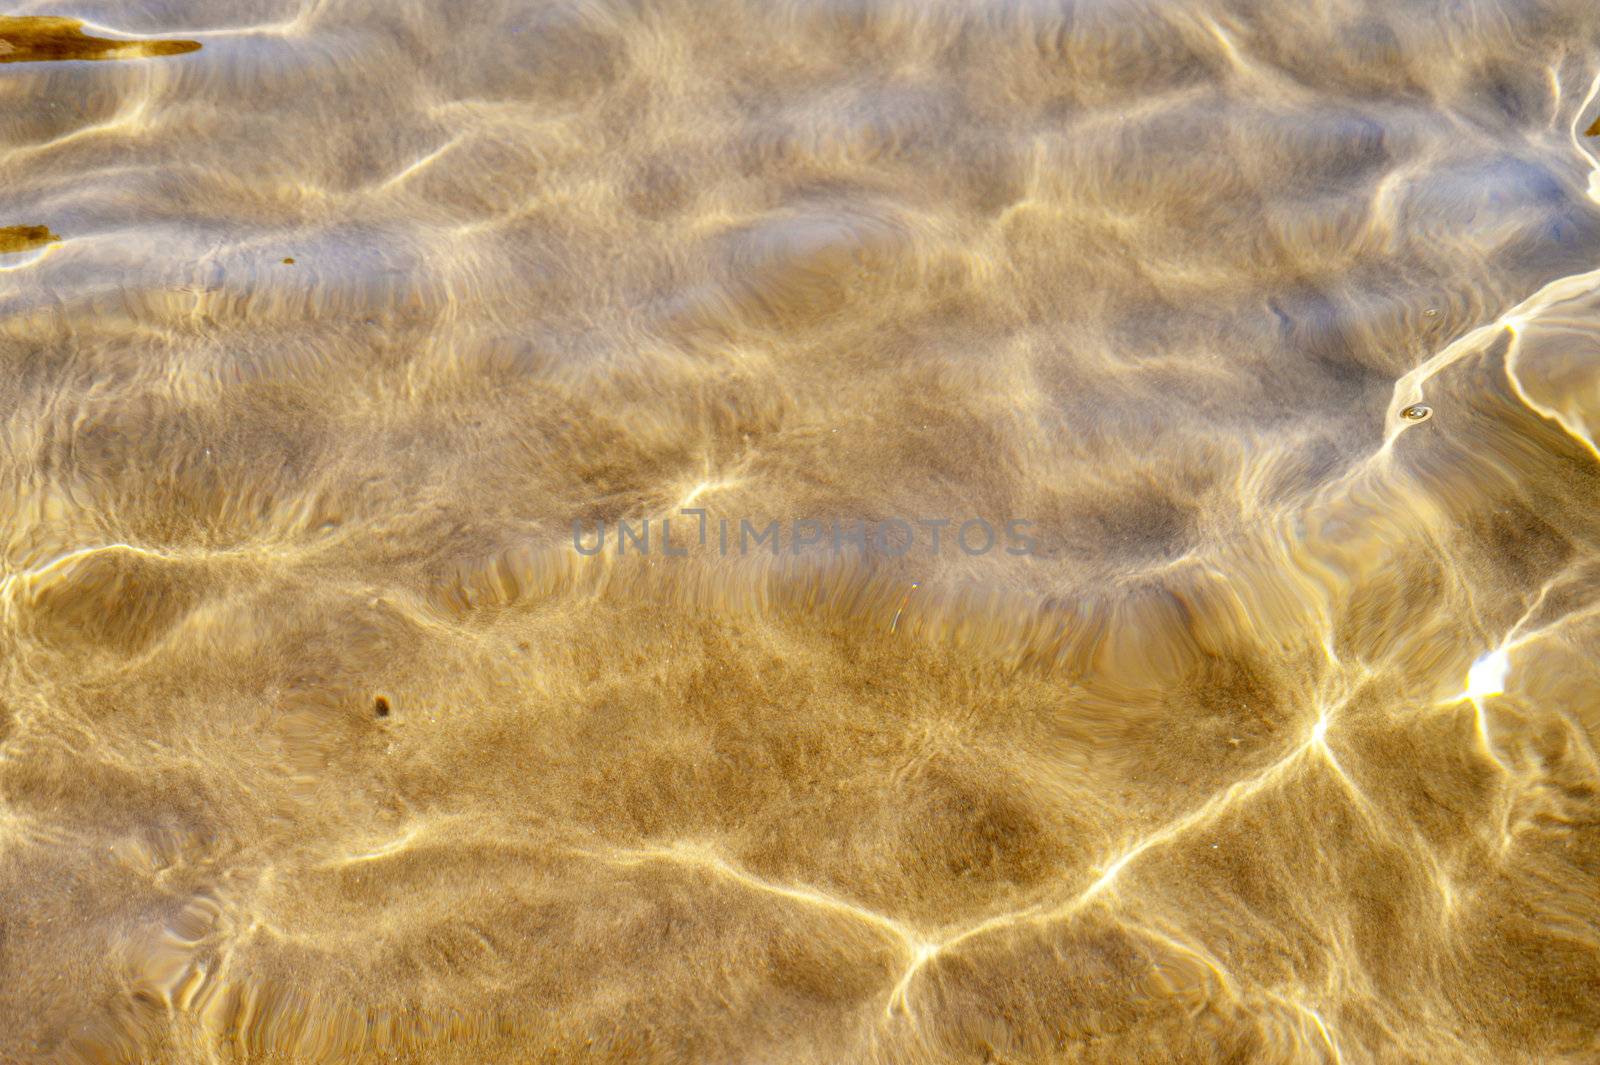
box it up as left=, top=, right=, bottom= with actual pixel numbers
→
left=4, top=1, right=1600, bottom=1062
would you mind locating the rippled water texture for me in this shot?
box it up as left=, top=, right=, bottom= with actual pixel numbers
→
left=4, top=1, right=1600, bottom=1062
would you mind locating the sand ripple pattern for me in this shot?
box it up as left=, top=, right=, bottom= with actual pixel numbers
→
left=4, top=0, right=1600, bottom=1062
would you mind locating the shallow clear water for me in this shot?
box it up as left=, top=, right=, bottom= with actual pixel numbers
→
left=3, top=2, right=1600, bottom=1062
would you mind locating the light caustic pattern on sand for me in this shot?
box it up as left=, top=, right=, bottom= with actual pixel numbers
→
left=4, top=0, right=1600, bottom=1062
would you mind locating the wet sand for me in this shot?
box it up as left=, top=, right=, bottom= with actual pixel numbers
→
left=3, top=1, right=1600, bottom=1062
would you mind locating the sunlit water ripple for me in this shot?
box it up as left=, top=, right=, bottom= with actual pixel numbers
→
left=3, top=1, right=1600, bottom=1062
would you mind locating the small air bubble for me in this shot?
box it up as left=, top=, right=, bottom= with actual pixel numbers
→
left=1423, top=308, right=1438, bottom=318
left=1401, top=404, right=1433, bottom=422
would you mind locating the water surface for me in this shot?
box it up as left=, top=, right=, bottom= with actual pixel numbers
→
left=3, top=1, right=1600, bottom=1062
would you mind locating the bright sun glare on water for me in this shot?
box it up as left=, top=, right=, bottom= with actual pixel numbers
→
left=1464, top=648, right=1511, bottom=702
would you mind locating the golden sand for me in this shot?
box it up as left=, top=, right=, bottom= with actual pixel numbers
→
left=2, top=2, right=1600, bottom=1062
left=0, top=17, right=199, bottom=64
left=0, top=224, right=58, bottom=254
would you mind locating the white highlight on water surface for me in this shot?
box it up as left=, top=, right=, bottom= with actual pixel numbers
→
left=1464, top=649, right=1510, bottom=703
left=1439, top=647, right=1513, bottom=772
left=1574, top=71, right=1600, bottom=204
